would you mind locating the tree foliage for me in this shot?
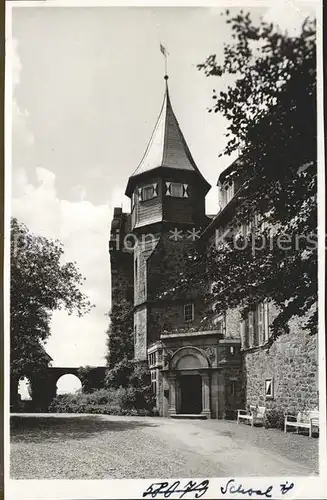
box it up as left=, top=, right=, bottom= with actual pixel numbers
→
left=191, top=12, right=316, bottom=344
left=10, top=218, right=93, bottom=382
left=105, top=298, right=134, bottom=370
left=77, top=365, right=105, bottom=393
left=105, top=296, right=154, bottom=411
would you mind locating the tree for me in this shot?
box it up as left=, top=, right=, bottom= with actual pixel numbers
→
left=176, top=12, right=317, bottom=345
left=105, top=298, right=134, bottom=370
left=10, top=218, right=93, bottom=389
left=104, top=289, right=155, bottom=411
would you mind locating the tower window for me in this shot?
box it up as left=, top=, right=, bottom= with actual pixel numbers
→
left=184, top=303, right=194, bottom=322
left=165, top=182, right=188, bottom=198
left=139, top=183, right=158, bottom=201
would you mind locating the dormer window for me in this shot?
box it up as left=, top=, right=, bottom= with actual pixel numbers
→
left=138, top=183, right=158, bottom=202
left=223, top=180, right=234, bottom=204
left=166, top=182, right=188, bottom=198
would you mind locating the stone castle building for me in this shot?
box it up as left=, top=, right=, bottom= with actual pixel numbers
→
left=109, top=78, right=318, bottom=419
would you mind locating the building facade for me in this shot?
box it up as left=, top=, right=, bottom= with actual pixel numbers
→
left=109, top=79, right=318, bottom=419
left=204, top=160, right=318, bottom=418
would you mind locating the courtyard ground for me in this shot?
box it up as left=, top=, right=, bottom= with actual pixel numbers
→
left=10, top=413, right=319, bottom=479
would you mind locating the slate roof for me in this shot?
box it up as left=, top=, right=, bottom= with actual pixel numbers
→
left=125, top=82, right=210, bottom=196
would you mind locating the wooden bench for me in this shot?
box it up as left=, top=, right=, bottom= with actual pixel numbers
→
left=284, top=410, right=319, bottom=437
left=237, top=406, right=266, bottom=427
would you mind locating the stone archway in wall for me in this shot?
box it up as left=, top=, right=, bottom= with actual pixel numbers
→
left=22, top=366, right=106, bottom=411
left=168, top=347, right=211, bottom=418
left=28, top=368, right=83, bottom=411
left=56, top=374, right=82, bottom=395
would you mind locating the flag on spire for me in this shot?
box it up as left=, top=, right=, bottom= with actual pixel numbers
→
left=160, top=43, right=169, bottom=57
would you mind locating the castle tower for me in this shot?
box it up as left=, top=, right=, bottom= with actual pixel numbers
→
left=125, top=79, right=211, bottom=363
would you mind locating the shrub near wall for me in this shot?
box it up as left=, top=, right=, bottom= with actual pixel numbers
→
left=48, top=387, right=153, bottom=416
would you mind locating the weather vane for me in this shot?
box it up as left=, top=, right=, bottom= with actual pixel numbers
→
left=160, top=43, right=169, bottom=80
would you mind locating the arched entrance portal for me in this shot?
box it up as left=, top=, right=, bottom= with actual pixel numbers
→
left=168, top=347, right=211, bottom=418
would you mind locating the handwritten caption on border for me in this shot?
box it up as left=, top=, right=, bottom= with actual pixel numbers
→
left=142, top=478, right=295, bottom=499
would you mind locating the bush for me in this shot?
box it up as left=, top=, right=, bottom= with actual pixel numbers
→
left=48, top=386, right=153, bottom=416
left=105, top=358, right=134, bottom=389
left=105, top=359, right=155, bottom=412
left=265, top=408, right=285, bottom=430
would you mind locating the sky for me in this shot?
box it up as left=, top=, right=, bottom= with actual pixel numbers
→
left=10, top=2, right=317, bottom=392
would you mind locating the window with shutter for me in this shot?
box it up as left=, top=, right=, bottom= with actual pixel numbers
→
left=263, top=300, right=269, bottom=342
left=171, top=182, right=183, bottom=197
left=165, top=182, right=187, bottom=198
left=224, top=181, right=234, bottom=204
left=142, top=184, right=155, bottom=201
left=257, top=302, right=264, bottom=345
left=240, top=319, right=248, bottom=349
left=248, top=310, right=255, bottom=347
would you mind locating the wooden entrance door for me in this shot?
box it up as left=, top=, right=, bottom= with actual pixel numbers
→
left=180, top=374, right=202, bottom=414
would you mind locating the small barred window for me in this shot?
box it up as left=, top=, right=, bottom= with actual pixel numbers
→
left=184, top=303, right=194, bottom=322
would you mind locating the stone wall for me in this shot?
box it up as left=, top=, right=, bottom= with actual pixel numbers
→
left=222, top=299, right=319, bottom=414
left=243, top=323, right=318, bottom=413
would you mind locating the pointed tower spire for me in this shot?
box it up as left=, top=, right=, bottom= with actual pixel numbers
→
left=125, top=79, right=210, bottom=197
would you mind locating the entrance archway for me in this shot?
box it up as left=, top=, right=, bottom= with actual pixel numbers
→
left=168, top=347, right=211, bottom=418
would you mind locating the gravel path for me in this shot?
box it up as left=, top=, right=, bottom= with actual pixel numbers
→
left=10, top=413, right=319, bottom=479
